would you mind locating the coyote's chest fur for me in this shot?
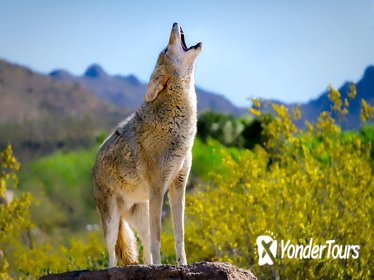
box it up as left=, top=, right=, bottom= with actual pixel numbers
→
left=137, top=87, right=197, bottom=156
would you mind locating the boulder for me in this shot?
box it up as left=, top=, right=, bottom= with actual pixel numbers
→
left=39, top=261, right=257, bottom=280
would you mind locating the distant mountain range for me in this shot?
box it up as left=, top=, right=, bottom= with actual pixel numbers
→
left=0, top=60, right=121, bottom=125
left=49, top=63, right=247, bottom=116
left=301, top=66, right=374, bottom=129
left=0, top=58, right=373, bottom=160
left=0, top=59, right=126, bottom=159
left=258, top=66, right=374, bottom=129
left=48, top=63, right=373, bottom=130
left=0, top=59, right=246, bottom=159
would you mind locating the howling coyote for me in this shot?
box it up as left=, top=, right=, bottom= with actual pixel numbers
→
left=93, top=23, right=202, bottom=267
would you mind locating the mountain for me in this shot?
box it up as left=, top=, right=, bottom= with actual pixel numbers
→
left=259, top=66, right=374, bottom=129
left=51, top=64, right=145, bottom=109
left=49, top=64, right=247, bottom=115
left=0, top=59, right=246, bottom=159
left=2, top=57, right=372, bottom=160
left=0, top=61, right=122, bottom=124
left=300, top=66, right=373, bottom=129
left=0, top=59, right=125, bottom=159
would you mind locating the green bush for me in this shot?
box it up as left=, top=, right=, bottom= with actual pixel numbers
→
left=197, top=111, right=265, bottom=149
left=359, top=125, right=374, bottom=160
left=20, top=147, right=98, bottom=232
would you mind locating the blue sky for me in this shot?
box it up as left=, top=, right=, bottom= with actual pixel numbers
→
left=1, top=0, right=373, bottom=107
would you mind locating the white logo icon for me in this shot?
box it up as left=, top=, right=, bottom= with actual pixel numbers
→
left=256, top=235, right=277, bottom=265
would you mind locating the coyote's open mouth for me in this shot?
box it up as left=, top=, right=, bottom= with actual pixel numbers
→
left=180, top=26, right=201, bottom=52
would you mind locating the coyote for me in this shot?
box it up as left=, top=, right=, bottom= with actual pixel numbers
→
left=93, top=23, right=202, bottom=267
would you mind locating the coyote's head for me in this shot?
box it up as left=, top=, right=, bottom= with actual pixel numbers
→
left=145, top=23, right=202, bottom=102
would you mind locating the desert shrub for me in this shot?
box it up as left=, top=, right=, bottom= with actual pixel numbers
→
left=0, top=145, right=32, bottom=279
left=0, top=145, right=106, bottom=279
left=13, top=231, right=106, bottom=278
left=173, top=86, right=374, bottom=279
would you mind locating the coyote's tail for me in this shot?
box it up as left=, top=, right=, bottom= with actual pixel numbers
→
left=115, top=218, right=138, bottom=265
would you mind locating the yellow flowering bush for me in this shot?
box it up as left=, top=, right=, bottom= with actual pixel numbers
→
left=177, top=85, right=373, bottom=279
left=13, top=232, right=106, bottom=278
left=0, top=145, right=106, bottom=279
left=0, top=145, right=32, bottom=279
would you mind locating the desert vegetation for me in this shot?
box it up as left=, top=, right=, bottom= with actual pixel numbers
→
left=0, top=86, right=373, bottom=279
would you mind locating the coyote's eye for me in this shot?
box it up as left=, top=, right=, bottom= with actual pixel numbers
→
left=163, top=47, right=168, bottom=53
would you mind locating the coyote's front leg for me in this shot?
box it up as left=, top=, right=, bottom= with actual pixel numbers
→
left=168, top=156, right=191, bottom=265
left=149, top=185, right=164, bottom=264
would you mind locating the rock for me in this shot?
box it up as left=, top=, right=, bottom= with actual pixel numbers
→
left=39, top=261, right=257, bottom=280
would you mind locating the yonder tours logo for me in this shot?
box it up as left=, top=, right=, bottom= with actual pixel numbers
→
left=256, top=233, right=360, bottom=266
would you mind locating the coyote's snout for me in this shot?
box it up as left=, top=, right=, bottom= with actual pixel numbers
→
left=93, top=23, right=202, bottom=267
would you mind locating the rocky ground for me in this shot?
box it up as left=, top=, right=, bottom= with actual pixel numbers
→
left=39, top=261, right=257, bottom=280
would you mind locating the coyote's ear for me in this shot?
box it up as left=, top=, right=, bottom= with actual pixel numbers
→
left=144, top=70, right=169, bottom=102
